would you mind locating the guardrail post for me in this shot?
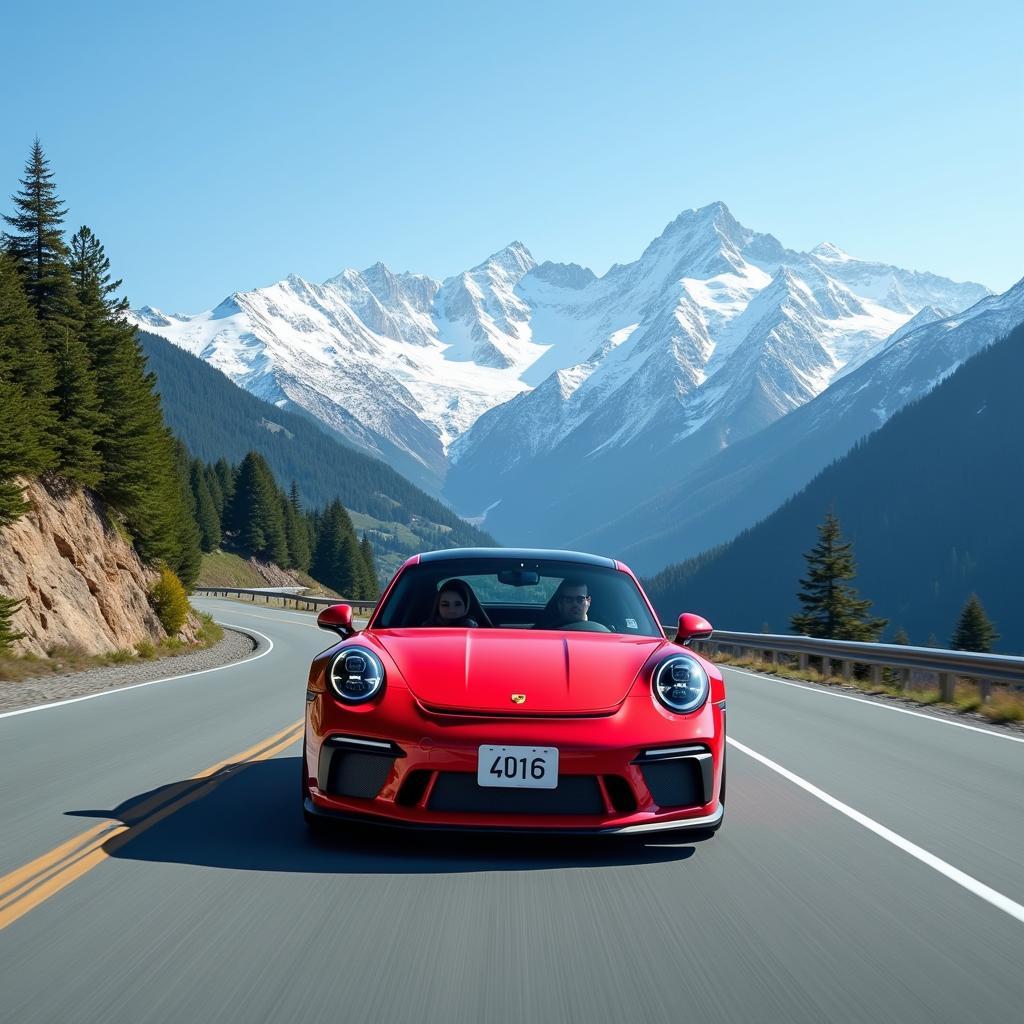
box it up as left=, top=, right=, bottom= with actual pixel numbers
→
left=979, top=679, right=992, bottom=702
left=841, top=660, right=853, bottom=680
left=870, top=664, right=883, bottom=686
left=938, top=672, right=954, bottom=702
left=798, top=653, right=809, bottom=671
left=820, top=657, right=831, bottom=679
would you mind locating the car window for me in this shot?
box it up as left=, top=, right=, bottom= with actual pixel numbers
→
left=372, top=558, right=662, bottom=637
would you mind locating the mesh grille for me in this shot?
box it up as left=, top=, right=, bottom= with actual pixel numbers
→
left=639, top=760, right=704, bottom=808
left=428, top=773, right=604, bottom=815
left=324, top=751, right=395, bottom=799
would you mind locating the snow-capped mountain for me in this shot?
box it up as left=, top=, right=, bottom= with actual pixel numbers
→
left=576, top=275, right=1024, bottom=573
left=132, top=244, right=546, bottom=492
left=443, top=204, right=987, bottom=543
left=133, top=203, right=990, bottom=518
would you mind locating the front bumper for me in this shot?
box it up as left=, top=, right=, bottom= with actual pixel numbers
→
left=305, top=685, right=725, bottom=834
left=303, top=796, right=724, bottom=835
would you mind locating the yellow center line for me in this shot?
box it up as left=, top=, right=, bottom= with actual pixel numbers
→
left=0, top=719, right=304, bottom=931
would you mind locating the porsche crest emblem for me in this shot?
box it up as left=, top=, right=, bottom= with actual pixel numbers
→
left=511, top=694, right=527, bottom=704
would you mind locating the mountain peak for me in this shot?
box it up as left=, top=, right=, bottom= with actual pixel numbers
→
left=811, top=241, right=851, bottom=261
left=133, top=304, right=173, bottom=327
left=474, top=241, right=537, bottom=278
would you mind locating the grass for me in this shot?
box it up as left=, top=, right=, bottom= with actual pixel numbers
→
left=980, top=691, right=1024, bottom=723
left=196, top=550, right=338, bottom=597
left=196, top=550, right=268, bottom=589
left=0, top=610, right=225, bottom=682
left=705, top=649, right=1024, bottom=724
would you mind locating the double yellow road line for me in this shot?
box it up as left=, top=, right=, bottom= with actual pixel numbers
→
left=0, top=719, right=304, bottom=931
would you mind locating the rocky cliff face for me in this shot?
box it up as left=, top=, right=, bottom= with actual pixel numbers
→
left=0, top=477, right=197, bottom=657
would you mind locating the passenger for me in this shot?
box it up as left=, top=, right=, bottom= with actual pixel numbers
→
left=422, top=578, right=479, bottom=627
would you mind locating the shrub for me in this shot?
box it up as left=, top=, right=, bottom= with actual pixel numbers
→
left=150, top=567, right=190, bottom=635
left=980, top=691, right=1024, bottom=723
left=134, top=639, right=157, bottom=659
left=0, top=592, right=25, bottom=655
left=196, top=613, right=223, bottom=647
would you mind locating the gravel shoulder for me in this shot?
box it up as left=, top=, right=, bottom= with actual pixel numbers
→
left=0, top=627, right=259, bottom=714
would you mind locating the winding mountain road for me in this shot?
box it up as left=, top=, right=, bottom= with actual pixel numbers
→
left=2, top=598, right=1022, bottom=1023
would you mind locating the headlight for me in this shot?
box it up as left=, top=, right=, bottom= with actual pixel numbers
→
left=652, top=654, right=709, bottom=714
left=328, top=646, right=385, bottom=703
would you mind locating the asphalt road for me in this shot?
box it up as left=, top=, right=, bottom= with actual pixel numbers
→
left=1, top=598, right=1022, bottom=1024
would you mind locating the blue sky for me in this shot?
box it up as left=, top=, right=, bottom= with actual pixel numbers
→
left=3, top=0, right=1021, bottom=310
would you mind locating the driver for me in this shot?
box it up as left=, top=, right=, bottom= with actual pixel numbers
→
left=552, top=579, right=593, bottom=626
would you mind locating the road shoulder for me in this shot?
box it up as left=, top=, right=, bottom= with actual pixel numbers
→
left=0, top=627, right=259, bottom=715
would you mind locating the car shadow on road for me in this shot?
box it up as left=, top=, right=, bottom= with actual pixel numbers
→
left=67, top=756, right=706, bottom=874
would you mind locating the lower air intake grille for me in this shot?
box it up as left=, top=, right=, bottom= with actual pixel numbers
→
left=428, top=773, right=604, bottom=815
left=319, top=749, right=396, bottom=800
left=639, top=760, right=704, bottom=809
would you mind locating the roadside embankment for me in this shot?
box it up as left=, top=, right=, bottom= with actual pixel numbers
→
left=0, top=624, right=258, bottom=714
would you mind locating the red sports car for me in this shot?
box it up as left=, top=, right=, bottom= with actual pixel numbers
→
left=302, top=548, right=725, bottom=836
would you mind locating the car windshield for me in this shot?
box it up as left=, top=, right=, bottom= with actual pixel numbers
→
left=373, top=557, right=663, bottom=637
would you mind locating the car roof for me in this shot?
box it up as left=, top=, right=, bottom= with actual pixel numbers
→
left=417, top=547, right=617, bottom=569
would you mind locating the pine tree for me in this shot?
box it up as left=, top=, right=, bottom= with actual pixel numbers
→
left=337, top=530, right=364, bottom=598
left=360, top=533, right=379, bottom=598
left=893, top=628, right=909, bottom=645
left=288, top=480, right=302, bottom=513
left=0, top=253, right=57, bottom=469
left=228, top=452, right=289, bottom=564
left=283, top=495, right=311, bottom=572
left=3, top=140, right=72, bottom=322
left=0, top=380, right=36, bottom=524
left=311, top=500, right=363, bottom=595
left=68, top=225, right=170, bottom=513
left=191, top=460, right=221, bottom=552
left=167, top=438, right=202, bottom=588
left=204, top=462, right=224, bottom=519
left=0, top=591, right=24, bottom=654
left=950, top=594, right=999, bottom=653
left=51, top=327, right=104, bottom=485
left=214, top=458, right=235, bottom=531
left=3, top=145, right=102, bottom=482
left=791, top=511, right=887, bottom=641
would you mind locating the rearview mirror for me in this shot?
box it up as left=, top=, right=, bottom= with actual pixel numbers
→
left=317, top=603, right=356, bottom=638
left=497, top=569, right=540, bottom=587
left=676, top=612, right=713, bottom=646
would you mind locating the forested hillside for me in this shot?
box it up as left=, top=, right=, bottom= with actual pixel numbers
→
left=0, top=140, right=490, bottom=658
left=138, top=329, right=494, bottom=568
left=646, top=323, right=1024, bottom=652
left=0, top=143, right=200, bottom=585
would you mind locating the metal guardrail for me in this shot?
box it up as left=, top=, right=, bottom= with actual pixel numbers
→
left=693, top=631, right=1024, bottom=700
left=192, top=587, right=377, bottom=616
left=194, top=588, right=1024, bottom=700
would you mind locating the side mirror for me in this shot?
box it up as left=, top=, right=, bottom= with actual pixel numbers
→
left=676, top=612, right=713, bottom=647
left=317, top=603, right=356, bottom=638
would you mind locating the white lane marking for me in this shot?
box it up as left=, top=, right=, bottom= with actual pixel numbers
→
left=209, top=609, right=319, bottom=629
left=193, top=599, right=321, bottom=627
left=728, top=736, right=1024, bottom=926
left=194, top=600, right=369, bottom=631
left=0, top=624, right=274, bottom=720
left=722, top=665, right=1024, bottom=745
left=198, top=604, right=370, bottom=632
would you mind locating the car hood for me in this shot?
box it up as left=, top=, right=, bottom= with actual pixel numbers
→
left=373, top=629, right=666, bottom=714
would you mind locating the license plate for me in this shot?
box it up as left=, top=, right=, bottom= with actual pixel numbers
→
left=477, top=745, right=559, bottom=789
